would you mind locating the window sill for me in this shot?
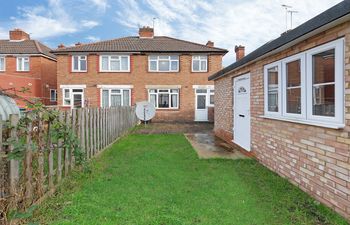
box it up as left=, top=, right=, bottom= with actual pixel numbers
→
left=148, top=71, right=179, bottom=73
left=71, top=71, right=87, bottom=73
left=99, top=70, right=130, bottom=73
left=191, top=71, right=208, bottom=73
left=259, top=115, right=345, bottom=129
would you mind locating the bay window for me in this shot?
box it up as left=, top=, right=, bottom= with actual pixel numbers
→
left=72, top=55, right=87, bottom=72
left=100, top=55, right=130, bottom=72
left=101, top=89, right=130, bottom=107
left=17, top=56, right=29, bottom=71
left=148, top=89, right=179, bottom=109
left=264, top=38, right=344, bottom=127
left=148, top=55, right=179, bottom=72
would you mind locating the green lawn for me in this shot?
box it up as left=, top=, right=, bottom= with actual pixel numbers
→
left=32, top=134, right=347, bottom=225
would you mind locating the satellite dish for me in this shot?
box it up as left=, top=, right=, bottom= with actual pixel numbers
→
left=135, top=101, right=156, bottom=122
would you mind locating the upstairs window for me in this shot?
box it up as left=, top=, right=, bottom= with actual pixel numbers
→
left=149, top=55, right=179, bottom=72
left=17, top=57, right=29, bottom=71
left=0, top=57, right=5, bottom=71
left=148, top=89, right=179, bottom=109
left=72, top=55, right=87, bottom=72
left=192, top=55, right=208, bottom=72
left=100, top=55, right=130, bottom=72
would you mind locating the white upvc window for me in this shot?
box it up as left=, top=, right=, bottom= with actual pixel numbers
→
left=148, top=89, right=179, bottom=109
left=0, top=56, right=5, bottom=71
left=61, top=86, right=85, bottom=108
left=263, top=38, right=344, bottom=127
left=50, top=89, right=57, bottom=102
left=148, top=55, right=179, bottom=72
left=16, top=56, right=30, bottom=71
left=100, top=55, right=130, bottom=72
left=209, top=89, right=215, bottom=106
left=101, top=88, right=131, bottom=107
left=72, top=55, right=87, bottom=72
left=192, top=55, right=208, bottom=72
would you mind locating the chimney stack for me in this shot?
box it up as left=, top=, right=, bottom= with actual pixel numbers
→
left=58, top=43, right=65, bottom=49
left=9, top=29, right=30, bottom=41
left=75, top=42, right=82, bottom=46
left=235, top=45, right=245, bottom=61
left=139, top=26, right=154, bottom=38
left=206, top=40, right=214, bottom=47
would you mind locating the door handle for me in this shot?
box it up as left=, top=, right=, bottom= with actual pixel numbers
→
left=239, top=114, right=245, bottom=118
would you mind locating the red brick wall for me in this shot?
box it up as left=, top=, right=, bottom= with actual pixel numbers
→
left=0, top=55, right=57, bottom=108
left=214, top=21, right=350, bottom=219
left=57, top=54, right=223, bottom=122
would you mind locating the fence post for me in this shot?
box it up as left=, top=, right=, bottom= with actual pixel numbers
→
left=71, top=109, right=77, bottom=168
left=37, top=112, right=45, bottom=197
left=85, top=108, right=90, bottom=159
left=57, top=112, right=63, bottom=182
left=23, top=118, right=32, bottom=203
left=80, top=108, right=85, bottom=155
left=47, top=120, right=54, bottom=191
left=93, top=108, right=97, bottom=155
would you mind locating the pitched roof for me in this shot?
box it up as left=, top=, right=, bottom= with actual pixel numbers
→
left=0, top=39, right=56, bottom=60
left=52, top=36, right=228, bottom=54
left=209, top=0, right=350, bottom=81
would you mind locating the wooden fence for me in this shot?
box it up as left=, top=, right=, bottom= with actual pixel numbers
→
left=0, top=107, right=138, bottom=223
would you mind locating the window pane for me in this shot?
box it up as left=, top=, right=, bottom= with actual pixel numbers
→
left=170, top=55, right=178, bottom=60
left=150, top=94, right=157, bottom=107
left=193, top=60, right=200, bottom=71
left=197, top=95, right=206, bottom=109
left=73, top=56, right=79, bottom=70
left=64, top=89, right=70, bottom=98
left=200, top=60, right=207, bottom=71
left=149, top=89, right=157, bottom=93
left=313, top=49, right=335, bottom=84
left=210, top=95, right=214, bottom=105
left=110, top=60, right=120, bottom=71
left=80, top=57, right=87, bottom=70
left=159, top=56, right=169, bottom=60
left=121, top=57, right=129, bottom=70
left=158, top=94, right=169, bottom=108
left=102, top=90, right=109, bottom=107
left=159, top=61, right=169, bottom=71
left=0, top=57, right=4, bottom=70
left=312, top=49, right=335, bottom=117
left=267, top=66, right=279, bottom=112
left=171, top=61, right=178, bottom=71
left=196, top=89, right=207, bottom=93
left=149, top=56, right=157, bottom=60
left=24, top=60, right=29, bottom=71
left=150, top=61, right=157, bottom=71
left=123, top=90, right=130, bottom=106
left=17, top=58, right=23, bottom=71
left=64, top=99, right=71, bottom=105
left=286, top=60, right=301, bottom=114
left=111, top=89, right=121, bottom=94
left=101, top=56, right=109, bottom=70
left=111, top=95, right=122, bottom=107
left=171, top=94, right=178, bottom=108
left=170, top=89, right=178, bottom=93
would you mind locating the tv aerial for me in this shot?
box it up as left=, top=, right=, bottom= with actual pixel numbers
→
left=135, top=101, right=156, bottom=123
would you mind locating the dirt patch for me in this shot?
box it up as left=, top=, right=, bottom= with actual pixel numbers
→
left=133, top=122, right=214, bottom=134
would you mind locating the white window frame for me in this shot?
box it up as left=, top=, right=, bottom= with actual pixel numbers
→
left=100, top=88, right=131, bottom=107
left=60, top=85, right=86, bottom=107
left=148, top=55, right=179, bottom=72
left=192, top=55, right=208, bottom=72
left=72, top=55, right=87, bottom=72
left=50, top=89, right=57, bottom=102
left=263, top=38, right=344, bottom=128
left=99, top=55, right=130, bottom=72
left=148, top=89, right=179, bottom=109
left=209, top=89, right=215, bottom=106
left=16, top=56, right=30, bottom=71
left=0, top=56, right=5, bottom=71
left=282, top=53, right=306, bottom=119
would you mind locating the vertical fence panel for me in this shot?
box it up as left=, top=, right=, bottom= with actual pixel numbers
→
left=64, top=111, right=70, bottom=177
left=9, top=114, right=19, bottom=200
left=80, top=109, right=85, bottom=155
left=57, top=112, right=63, bottom=182
left=93, top=108, right=97, bottom=155
left=47, top=121, right=54, bottom=191
left=85, top=108, right=90, bottom=159
left=71, top=109, right=77, bottom=168
left=37, top=113, right=45, bottom=197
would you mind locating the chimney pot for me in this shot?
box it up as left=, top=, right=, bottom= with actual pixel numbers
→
left=206, top=40, right=214, bottom=47
left=235, top=45, right=245, bottom=61
left=9, top=29, right=30, bottom=41
left=139, top=26, right=154, bottom=38
left=58, top=43, right=65, bottom=49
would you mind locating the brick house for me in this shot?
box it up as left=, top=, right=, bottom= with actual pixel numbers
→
left=0, top=29, right=57, bottom=109
left=52, top=27, right=227, bottom=122
left=209, top=1, right=350, bottom=220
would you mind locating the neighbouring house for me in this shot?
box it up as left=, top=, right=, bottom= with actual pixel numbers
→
left=52, top=27, right=227, bottom=122
left=0, top=29, right=57, bottom=109
left=209, top=1, right=350, bottom=220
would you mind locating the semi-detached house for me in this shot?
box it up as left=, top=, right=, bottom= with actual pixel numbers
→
left=52, top=27, right=227, bottom=122
left=209, top=1, right=350, bottom=220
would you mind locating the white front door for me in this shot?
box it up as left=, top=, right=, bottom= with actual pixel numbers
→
left=233, top=73, right=251, bottom=151
left=195, top=90, right=208, bottom=121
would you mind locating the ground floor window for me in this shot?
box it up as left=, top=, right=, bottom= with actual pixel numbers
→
left=148, top=89, right=179, bottom=109
left=62, top=88, right=84, bottom=108
left=101, top=89, right=131, bottom=107
left=50, top=89, right=57, bottom=102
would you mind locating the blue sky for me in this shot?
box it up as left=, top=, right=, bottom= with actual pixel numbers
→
left=0, top=0, right=343, bottom=65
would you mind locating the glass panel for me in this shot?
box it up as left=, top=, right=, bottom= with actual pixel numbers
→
left=149, top=61, right=157, bottom=71
left=197, top=95, right=206, bottom=109
left=196, top=89, right=207, bottom=93
left=111, top=89, right=121, bottom=94
left=159, top=61, right=169, bottom=71
left=170, top=89, right=178, bottom=93
left=80, top=58, right=87, bottom=71
left=286, top=60, right=301, bottom=114
left=72, top=89, right=83, bottom=92
left=200, top=60, right=207, bottom=71
left=123, top=90, right=130, bottom=106
left=159, top=56, right=169, bottom=60
left=149, top=89, right=157, bottom=93
left=267, top=66, right=279, bottom=112
left=64, top=99, right=71, bottom=105
left=193, top=60, right=199, bottom=71
left=0, top=57, right=4, bottom=70
left=50, top=90, right=56, bottom=101
left=23, top=58, right=29, bottom=71
left=171, top=94, right=178, bottom=108
left=110, top=60, right=120, bottom=71
left=102, top=90, right=109, bottom=107
left=170, top=55, right=178, bottom=60
left=158, top=94, right=169, bottom=108
left=73, top=94, right=82, bottom=108
left=73, top=56, right=79, bottom=70
left=64, top=89, right=70, bottom=98
left=200, top=56, right=207, bottom=60
left=17, top=58, right=23, bottom=71
left=210, top=95, right=214, bottom=105
left=111, top=95, right=122, bottom=107
left=170, top=61, right=178, bottom=71
left=159, top=89, right=169, bottom=93
left=150, top=94, right=157, bottom=107
left=121, top=57, right=129, bottom=70
left=101, top=56, right=109, bottom=70
left=149, top=56, right=157, bottom=60
left=312, top=49, right=335, bottom=117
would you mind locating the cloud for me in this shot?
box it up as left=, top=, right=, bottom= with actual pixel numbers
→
left=115, top=0, right=343, bottom=65
left=85, top=35, right=101, bottom=42
left=81, top=20, right=99, bottom=29
left=89, top=0, right=109, bottom=11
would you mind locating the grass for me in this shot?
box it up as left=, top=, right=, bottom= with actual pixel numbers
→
left=32, top=134, right=348, bottom=225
